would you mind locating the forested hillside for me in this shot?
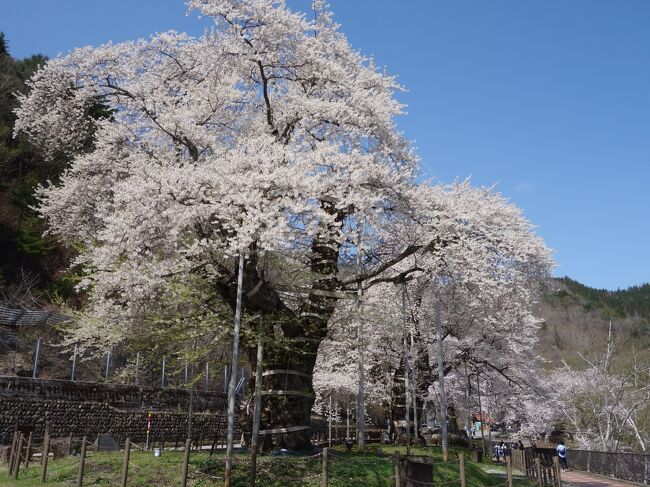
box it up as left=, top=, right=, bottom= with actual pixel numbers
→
left=536, top=276, right=650, bottom=368
left=0, top=33, right=71, bottom=308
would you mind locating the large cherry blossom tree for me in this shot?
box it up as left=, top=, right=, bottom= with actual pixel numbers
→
left=15, top=0, right=553, bottom=450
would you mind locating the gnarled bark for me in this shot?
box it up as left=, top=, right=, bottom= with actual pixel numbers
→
left=221, top=205, right=345, bottom=451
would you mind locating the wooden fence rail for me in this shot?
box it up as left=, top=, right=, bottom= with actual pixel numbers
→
left=511, top=447, right=561, bottom=487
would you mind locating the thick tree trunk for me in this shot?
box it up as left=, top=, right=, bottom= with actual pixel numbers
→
left=222, top=205, right=344, bottom=451
left=447, top=402, right=460, bottom=435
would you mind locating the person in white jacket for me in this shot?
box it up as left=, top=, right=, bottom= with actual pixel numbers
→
left=556, top=441, right=568, bottom=471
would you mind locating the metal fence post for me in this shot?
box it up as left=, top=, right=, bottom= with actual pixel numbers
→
left=33, top=337, right=41, bottom=379
left=71, top=344, right=78, bottom=381
left=104, top=351, right=111, bottom=382
left=135, top=352, right=140, bottom=385
left=161, top=357, right=166, bottom=388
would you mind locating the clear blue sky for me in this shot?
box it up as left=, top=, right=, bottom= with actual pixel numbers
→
left=4, top=1, right=649, bottom=290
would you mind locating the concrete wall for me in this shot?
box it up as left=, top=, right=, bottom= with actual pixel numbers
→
left=0, top=376, right=228, bottom=445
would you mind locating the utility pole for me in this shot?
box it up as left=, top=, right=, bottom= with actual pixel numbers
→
left=436, top=301, right=448, bottom=462
left=224, top=250, right=245, bottom=487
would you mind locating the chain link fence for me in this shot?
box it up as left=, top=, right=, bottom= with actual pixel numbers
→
left=570, top=449, right=650, bottom=485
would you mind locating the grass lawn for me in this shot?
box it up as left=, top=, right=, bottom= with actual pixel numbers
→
left=0, top=445, right=538, bottom=486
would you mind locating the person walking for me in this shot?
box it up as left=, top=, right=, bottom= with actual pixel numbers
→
left=495, top=441, right=506, bottom=462
left=556, top=440, right=568, bottom=471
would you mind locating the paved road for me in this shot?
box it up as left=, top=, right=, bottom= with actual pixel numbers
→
left=562, top=470, right=638, bottom=487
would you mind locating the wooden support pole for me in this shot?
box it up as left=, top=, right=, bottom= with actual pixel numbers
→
left=8, top=430, right=18, bottom=474
left=40, top=433, right=50, bottom=483
left=553, top=456, right=562, bottom=487
left=435, top=300, right=449, bottom=463
left=394, top=451, right=402, bottom=487
left=322, top=447, right=329, bottom=487
left=249, top=321, right=264, bottom=487
left=77, top=436, right=87, bottom=487
left=402, top=288, right=411, bottom=457
left=459, top=452, right=466, bottom=487
left=120, top=438, right=131, bottom=487
left=356, top=230, right=366, bottom=453
left=328, top=394, right=332, bottom=448
left=181, top=438, right=191, bottom=487
left=476, top=373, right=486, bottom=457
left=12, top=433, right=24, bottom=479
left=535, top=457, right=542, bottom=487
left=25, top=431, right=33, bottom=468
left=506, top=455, right=513, bottom=487
left=543, top=462, right=547, bottom=486
left=224, top=250, right=245, bottom=487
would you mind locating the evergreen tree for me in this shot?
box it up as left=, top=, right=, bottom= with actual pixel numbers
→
left=0, top=32, right=65, bottom=303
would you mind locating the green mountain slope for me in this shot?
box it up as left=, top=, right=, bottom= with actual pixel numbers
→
left=535, top=277, right=650, bottom=368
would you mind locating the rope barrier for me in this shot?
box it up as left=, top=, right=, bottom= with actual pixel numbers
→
left=428, top=477, right=462, bottom=485
left=443, top=457, right=461, bottom=465
left=327, top=453, right=395, bottom=465
left=130, top=441, right=146, bottom=451
left=400, top=477, right=463, bottom=487
left=401, top=477, right=435, bottom=486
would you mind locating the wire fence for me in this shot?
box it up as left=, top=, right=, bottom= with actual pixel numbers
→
left=0, top=332, right=234, bottom=393
left=570, top=449, right=650, bottom=485
left=490, top=439, right=650, bottom=485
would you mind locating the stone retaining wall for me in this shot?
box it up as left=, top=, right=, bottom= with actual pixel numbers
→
left=0, top=376, right=229, bottom=445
